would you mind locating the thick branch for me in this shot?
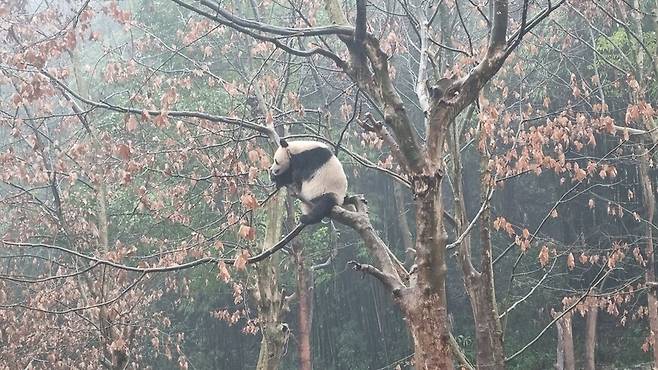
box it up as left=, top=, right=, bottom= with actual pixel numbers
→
left=319, top=0, right=424, bottom=171
left=361, top=36, right=425, bottom=170
left=488, top=0, right=509, bottom=54
left=331, top=196, right=406, bottom=290
left=415, top=16, right=431, bottom=114
left=354, top=0, right=366, bottom=47
left=430, top=0, right=566, bottom=132
left=174, top=0, right=354, bottom=37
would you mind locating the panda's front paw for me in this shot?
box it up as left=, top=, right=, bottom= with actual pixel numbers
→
left=300, top=214, right=320, bottom=225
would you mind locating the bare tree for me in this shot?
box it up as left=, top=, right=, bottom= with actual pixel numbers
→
left=159, top=2, right=563, bottom=367
left=8, top=0, right=624, bottom=368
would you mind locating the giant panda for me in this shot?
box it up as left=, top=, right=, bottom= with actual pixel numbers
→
left=269, top=139, right=348, bottom=224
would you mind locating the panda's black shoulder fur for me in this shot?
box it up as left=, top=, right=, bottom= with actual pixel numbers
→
left=289, top=145, right=333, bottom=182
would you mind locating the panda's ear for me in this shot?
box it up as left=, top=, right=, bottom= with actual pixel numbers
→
left=279, top=138, right=289, bottom=148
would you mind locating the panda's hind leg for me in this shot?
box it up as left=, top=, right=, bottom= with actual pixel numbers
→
left=300, top=194, right=337, bottom=225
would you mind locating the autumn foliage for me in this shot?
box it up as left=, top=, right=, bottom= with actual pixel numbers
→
left=1, top=0, right=658, bottom=369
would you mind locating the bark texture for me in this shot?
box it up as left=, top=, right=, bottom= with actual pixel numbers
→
left=294, top=241, right=313, bottom=370
left=584, top=305, right=598, bottom=370
left=254, top=192, right=289, bottom=370
left=403, top=292, right=452, bottom=370
left=407, top=181, right=453, bottom=370
left=640, top=161, right=658, bottom=368
left=556, top=313, right=575, bottom=370
left=393, top=181, right=415, bottom=265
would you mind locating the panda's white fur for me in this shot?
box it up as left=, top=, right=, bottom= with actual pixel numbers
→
left=270, top=140, right=347, bottom=224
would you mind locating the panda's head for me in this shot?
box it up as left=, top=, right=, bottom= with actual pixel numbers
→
left=270, top=138, right=291, bottom=177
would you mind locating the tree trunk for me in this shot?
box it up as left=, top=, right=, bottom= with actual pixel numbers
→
left=470, top=282, right=505, bottom=369
left=404, top=181, right=454, bottom=370
left=449, top=116, right=505, bottom=370
left=556, top=314, right=565, bottom=370
left=257, top=328, right=288, bottom=370
left=294, top=242, right=313, bottom=370
left=473, top=151, right=505, bottom=369
left=332, top=190, right=454, bottom=370
left=639, top=161, right=658, bottom=368
left=584, top=304, right=598, bottom=370
left=255, top=192, right=289, bottom=370
left=556, top=313, right=575, bottom=370
left=403, top=292, right=453, bottom=370
left=648, top=279, right=658, bottom=369
left=110, top=352, right=128, bottom=370
left=393, top=181, right=415, bottom=265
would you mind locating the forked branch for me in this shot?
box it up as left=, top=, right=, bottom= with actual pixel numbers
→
left=331, top=196, right=407, bottom=289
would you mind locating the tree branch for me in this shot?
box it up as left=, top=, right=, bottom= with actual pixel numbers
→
left=3, top=224, right=306, bottom=274
left=447, top=186, right=495, bottom=250
left=499, top=258, right=556, bottom=318
left=331, top=196, right=407, bottom=289
left=505, top=0, right=529, bottom=53
left=174, top=0, right=354, bottom=36
left=0, top=262, right=100, bottom=284
left=488, top=0, right=509, bottom=54
left=361, top=35, right=425, bottom=170
left=505, top=261, right=609, bottom=362
left=415, top=13, right=431, bottom=115
left=348, top=261, right=401, bottom=293
left=1, top=273, right=146, bottom=315
left=171, top=0, right=349, bottom=67
left=358, top=112, right=411, bottom=172
left=354, top=0, right=366, bottom=48
left=40, top=69, right=278, bottom=141
left=505, top=0, right=567, bottom=57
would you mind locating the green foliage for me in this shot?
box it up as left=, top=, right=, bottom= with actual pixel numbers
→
left=595, top=28, right=658, bottom=98
left=334, top=321, right=370, bottom=369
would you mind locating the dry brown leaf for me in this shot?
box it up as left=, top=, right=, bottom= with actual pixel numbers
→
left=116, top=143, right=131, bottom=161
left=567, top=252, right=575, bottom=271
left=126, top=115, right=138, bottom=132
left=539, top=245, right=550, bottom=267
left=238, top=225, right=256, bottom=240
left=217, top=261, right=230, bottom=282
left=234, top=250, right=250, bottom=270
left=240, top=193, right=258, bottom=210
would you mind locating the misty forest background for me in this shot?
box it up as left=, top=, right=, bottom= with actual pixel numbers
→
left=1, top=0, right=658, bottom=369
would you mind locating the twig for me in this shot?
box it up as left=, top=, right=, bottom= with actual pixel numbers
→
left=505, top=261, right=609, bottom=362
